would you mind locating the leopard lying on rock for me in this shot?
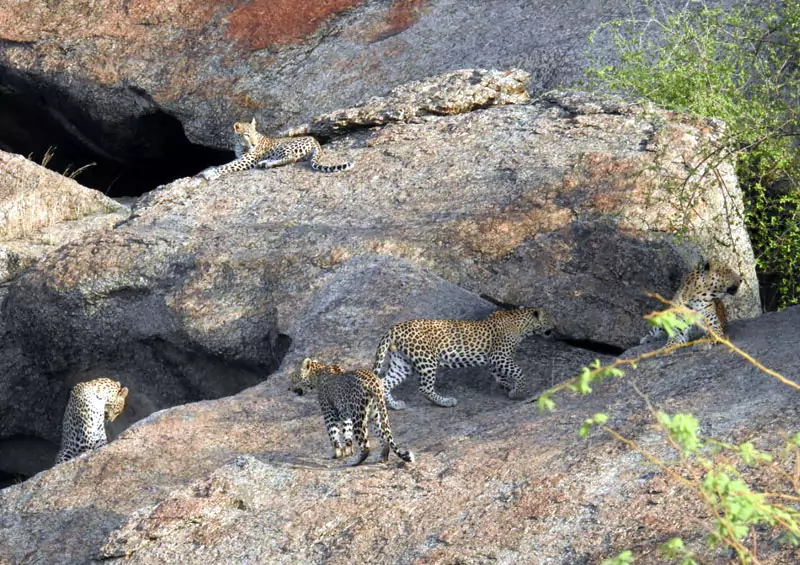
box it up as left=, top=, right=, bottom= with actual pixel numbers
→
left=199, top=118, right=353, bottom=180
left=641, top=259, right=742, bottom=347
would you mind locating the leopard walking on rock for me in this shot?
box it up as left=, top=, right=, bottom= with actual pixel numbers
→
left=291, top=359, right=414, bottom=466
left=373, top=307, right=555, bottom=410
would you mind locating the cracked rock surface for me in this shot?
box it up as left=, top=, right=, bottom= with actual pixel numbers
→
left=0, top=71, right=773, bottom=563
left=0, top=0, right=696, bottom=151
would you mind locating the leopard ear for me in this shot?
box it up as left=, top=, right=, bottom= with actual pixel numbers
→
left=703, top=260, right=712, bottom=271
left=532, top=309, right=540, bottom=318
left=251, top=117, right=257, bottom=128
left=301, top=358, right=312, bottom=371
left=118, top=387, right=129, bottom=399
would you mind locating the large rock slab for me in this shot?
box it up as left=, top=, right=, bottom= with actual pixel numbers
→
left=0, top=150, right=129, bottom=282
left=0, top=0, right=701, bottom=157
left=0, top=84, right=758, bottom=459
left=1, top=295, right=797, bottom=563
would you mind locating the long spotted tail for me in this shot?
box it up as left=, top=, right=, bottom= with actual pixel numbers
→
left=373, top=333, right=393, bottom=377
left=373, top=392, right=415, bottom=463
left=309, top=147, right=353, bottom=173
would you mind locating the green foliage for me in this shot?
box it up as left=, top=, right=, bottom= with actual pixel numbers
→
left=567, top=359, right=625, bottom=396
left=736, top=442, right=773, bottom=465
left=587, top=0, right=800, bottom=308
left=578, top=412, right=609, bottom=438
left=647, top=309, right=700, bottom=338
left=601, top=550, right=634, bottom=565
left=703, top=469, right=800, bottom=557
left=659, top=537, right=699, bottom=565
left=536, top=393, right=556, bottom=413
left=535, top=340, right=800, bottom=562
left=658, top=412, right=701, bottom=456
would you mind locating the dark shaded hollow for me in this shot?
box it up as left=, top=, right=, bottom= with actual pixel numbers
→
left=0, top=332, right=294, bottom=490
left=559, top=338, right=625, bottom=356
left=0, top=434, right=59, bottom=487
left=0, top=66, right=231, bottom=197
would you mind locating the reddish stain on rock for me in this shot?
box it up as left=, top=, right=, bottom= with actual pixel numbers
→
left=367, top=0, right=428, bottom=43
left=226, top=0, right=364, bottom=50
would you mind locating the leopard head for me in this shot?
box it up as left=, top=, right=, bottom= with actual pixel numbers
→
left=290, top=358, right=345, bottom=396
left=105, top=384, right=128, bottom=422
left=233, top=118, right=261, bottom=152
left=682, top=260, right=742, bottom=303
left=492, top=307, right=555, bottom=337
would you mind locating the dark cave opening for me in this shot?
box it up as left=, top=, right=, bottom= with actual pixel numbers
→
left=0, top=67, right=232, bottom=197
left=559, top=338, right=625, bottom=357
left=0, top=471, right=27, bottom=490
left=0, top=433, right=58, bottom=489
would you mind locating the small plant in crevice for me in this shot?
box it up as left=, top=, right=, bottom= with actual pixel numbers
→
left=586, top=0, right=800, bottom=310
left=30, top=145, right=96, bottom=180
left=537, top=296, right=800, bottom=564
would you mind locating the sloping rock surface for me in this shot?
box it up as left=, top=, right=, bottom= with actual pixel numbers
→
left=1, top=280, right=797, bottom=564
left=0, top=150, right=128, bottom=282
left=0, top=0, right=698, bottom=155
left=0, top=81, right=759, bottom=477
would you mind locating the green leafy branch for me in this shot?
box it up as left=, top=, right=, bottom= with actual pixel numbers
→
left=540, top=294, right=800, bottom=563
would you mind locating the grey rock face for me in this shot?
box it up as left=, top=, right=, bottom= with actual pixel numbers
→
left=1, top=293, right=797, bottom=564
left=0, top=150, right=129, bottom=282
left=0, top=0, right=706, bottom=162
left=0, top=81, right=758, bottom=473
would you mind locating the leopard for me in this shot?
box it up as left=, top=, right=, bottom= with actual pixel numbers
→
left=290, top=359, right=415, bottom=466
left=199, top=118, right=353, bottom=180
left=55, top=377, right=129, bottom=464
left=640, top=259, right=742, bottom=347
left=373, top=307, right=555, bottom=410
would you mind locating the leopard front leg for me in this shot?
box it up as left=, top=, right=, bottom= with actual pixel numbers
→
left=640, top=326, right=665, bottom=345
left=199, top=152, right=260, bottom=180
left=665, top=326, right=691, bottom=347
left=415, top=357, right=457, bottom=407
left=491, top=356, right=528, bottom=399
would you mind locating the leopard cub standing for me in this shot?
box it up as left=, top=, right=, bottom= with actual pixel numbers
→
left=200, top=118, right=353, bottom=180
left=55, top=378, right=129, bottom=464
left=374, top=307, right=556, bottom=410
left=291, top=359, right=414, bottom=466
left=640, top=259, right=742, bottom=346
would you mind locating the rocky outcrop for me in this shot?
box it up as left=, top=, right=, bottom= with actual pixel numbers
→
left=0, top=81, right=760, bottom=480
left=0, top=0, right=700, bottom=191
left=1, top=289, right=796, bottom=563
left=0, top=150, right=129, bottom=282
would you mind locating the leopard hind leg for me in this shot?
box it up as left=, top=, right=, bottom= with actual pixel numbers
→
left=383, top=352, right=414, bottom=410
left=415, top=356, right=457, bottom=407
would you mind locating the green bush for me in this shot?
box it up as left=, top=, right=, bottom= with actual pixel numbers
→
left=587, top=0, right=800, bottom=309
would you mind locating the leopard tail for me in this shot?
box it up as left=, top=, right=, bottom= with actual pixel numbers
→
left=373, top=333, right=393, bottom=377
left=374, top=391, right=415, bottom=463
left=309, top=146, right=353, bottom=173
